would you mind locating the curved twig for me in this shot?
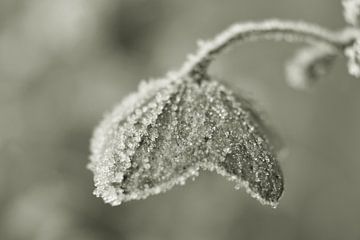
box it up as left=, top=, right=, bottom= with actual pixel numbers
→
left=176, top=19, right=360, bottom=83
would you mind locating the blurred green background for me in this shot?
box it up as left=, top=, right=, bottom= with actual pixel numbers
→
left=1, top=0, right=360, bottom=239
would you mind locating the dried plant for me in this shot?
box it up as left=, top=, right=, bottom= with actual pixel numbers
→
left=88, top=1, right=360, bottom=208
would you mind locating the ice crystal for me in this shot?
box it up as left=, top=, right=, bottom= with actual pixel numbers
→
left=89, top=76, right=283, bottom=208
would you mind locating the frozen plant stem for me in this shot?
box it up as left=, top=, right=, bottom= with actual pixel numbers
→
left=180, top=20, right=360, bottom=84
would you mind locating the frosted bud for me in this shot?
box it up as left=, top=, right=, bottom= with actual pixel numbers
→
left=89, top=76, right=284, bottom=208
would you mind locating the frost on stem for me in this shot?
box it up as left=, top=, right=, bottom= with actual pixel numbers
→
left=183, top=20, right=346, bottom=79
left=182, top=20, right=360, bottom=88
left=89, top=77, right=284, bottom=207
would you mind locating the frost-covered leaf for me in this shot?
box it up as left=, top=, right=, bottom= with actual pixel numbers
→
left=89, top=76, right=284, bottom=208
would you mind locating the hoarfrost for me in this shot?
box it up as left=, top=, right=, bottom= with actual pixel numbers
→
left=89, top=76, right=284, bottom=208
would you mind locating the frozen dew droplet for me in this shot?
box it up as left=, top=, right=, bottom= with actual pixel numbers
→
left=89, top=75, right=284, bottom=208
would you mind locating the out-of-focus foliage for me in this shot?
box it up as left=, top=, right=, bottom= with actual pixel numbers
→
left=343, top=0, right=360, bottom=26
left=0, top=0, right=360, bottom=240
